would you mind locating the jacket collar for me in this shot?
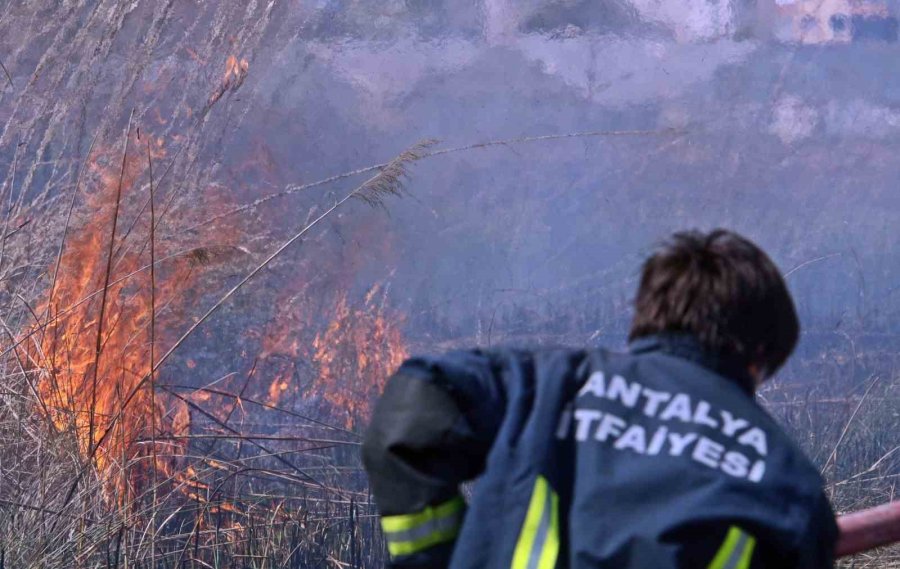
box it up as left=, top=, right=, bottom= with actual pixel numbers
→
left=628, top=333, right=757, bottom=396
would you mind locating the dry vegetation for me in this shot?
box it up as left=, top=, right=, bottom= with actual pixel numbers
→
left=763, top=367, right=900, bottom=567
left=0, top=135, right=409, bottom=568
left=0, top=123, right=894, bottom=569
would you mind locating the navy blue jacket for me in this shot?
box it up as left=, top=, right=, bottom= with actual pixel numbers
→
left=362, top=334, right=837, bottom=568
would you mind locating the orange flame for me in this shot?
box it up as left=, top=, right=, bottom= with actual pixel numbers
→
left=255, top=281, right=407, bottom=429
left=207, top=55, right=249, bottom=109
left=31, top=134, right=198, bottom=495
left=27, top=124, right=405, bottom=525
left=223, top=55, right=249, bottom=84
left=312, top=283, right=407, bottom=429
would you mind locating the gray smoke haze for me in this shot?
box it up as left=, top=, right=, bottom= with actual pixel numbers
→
left=3, top=0, right=900, bottom=380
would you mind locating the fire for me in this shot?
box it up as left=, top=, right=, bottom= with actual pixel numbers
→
left=267, top=374, right=290, bottom=404
left=312, top=283, right=408, bottom=429
left=207, top=55, right=249, bottom=110
left=223, top=55, right=249, bottom=84
left=255, top=281, right=408, bottom=429
left=30, top=134, right=198, bottom=493
left=24, top=119, right=406, bottom=538
left=6, top=43, right=414, bottom=566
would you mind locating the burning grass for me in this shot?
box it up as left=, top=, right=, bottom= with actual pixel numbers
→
left=0, top=124, right=896, bottom=567
left=0, top=124, right=420, bottom=567
left=34, top=133, right=191, bottom=492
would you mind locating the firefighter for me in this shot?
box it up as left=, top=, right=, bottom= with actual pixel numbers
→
left=362, top=229, right=838, bottom=568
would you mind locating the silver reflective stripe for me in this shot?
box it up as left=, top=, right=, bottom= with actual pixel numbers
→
left=525, top=486, right=554, bottom=569
left=707, top=526, right=756, bottom=569
left=385, top=508, right=464, bottom=544
left=722, top=532, right=751, bottom=569
left=511, top=476, right=560, bottom=569
left=382, top=496, right=466, bottom=557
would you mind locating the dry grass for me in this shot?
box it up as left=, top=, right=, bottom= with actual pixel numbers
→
left=0, top=131, right=897, bottom=568
left=0, top=135, right=424, bottom=567
left=762, top=366, right=900, bottom=567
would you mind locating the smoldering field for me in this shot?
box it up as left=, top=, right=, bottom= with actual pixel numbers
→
left=0, top=1, right=899, bottom=567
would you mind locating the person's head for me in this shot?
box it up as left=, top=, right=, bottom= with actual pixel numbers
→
left=629, top=229, right=799, bottom=384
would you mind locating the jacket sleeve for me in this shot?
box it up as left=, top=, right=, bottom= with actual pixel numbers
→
left=362, top=350, right=510, bottom=569
left=671, top=498, right=837, bottom=569
left=795, top=491, right=838, bottom=569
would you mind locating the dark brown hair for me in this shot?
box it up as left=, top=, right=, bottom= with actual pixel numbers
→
left=629, top=229, right=799, bottom=376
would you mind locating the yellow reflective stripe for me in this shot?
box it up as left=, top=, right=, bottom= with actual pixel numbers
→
left=512, top=478, right=548, bottom=569
left=708, top=527, right=742, bottom=569
left=708, top=526, right=757, bottom=569
left=736, top=536, right=756, bottom=569
left=386, top=525, right=461, bottom=557
left=381, top=496, right=465, bottom=558
left=537, top=489, right=560, bottom=569
left=511, top=476, right=560, bottom=569
left=381, top=496, right=464, bottom=533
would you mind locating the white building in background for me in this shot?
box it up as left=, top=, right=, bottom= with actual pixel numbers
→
left=628, top=0, right=737, bottom=41
left=482, top=0, right=737, bottom=42
left=481, top=0, right=897, bottom=44
left=769, top=0, right=896, bottom=43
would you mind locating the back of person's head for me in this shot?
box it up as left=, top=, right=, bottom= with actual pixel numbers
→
left=629, top=229, right=799, bottom=380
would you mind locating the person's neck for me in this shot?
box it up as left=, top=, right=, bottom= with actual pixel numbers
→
left=628, top=332, right=757, bottom=395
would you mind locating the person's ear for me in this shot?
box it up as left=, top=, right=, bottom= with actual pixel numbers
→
left=748, top=346, right=770, bottom=387
left=747, top=363, right=768, bottom=388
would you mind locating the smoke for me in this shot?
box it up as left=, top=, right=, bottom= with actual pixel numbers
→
left=3, top=0, right=900, bottom=395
